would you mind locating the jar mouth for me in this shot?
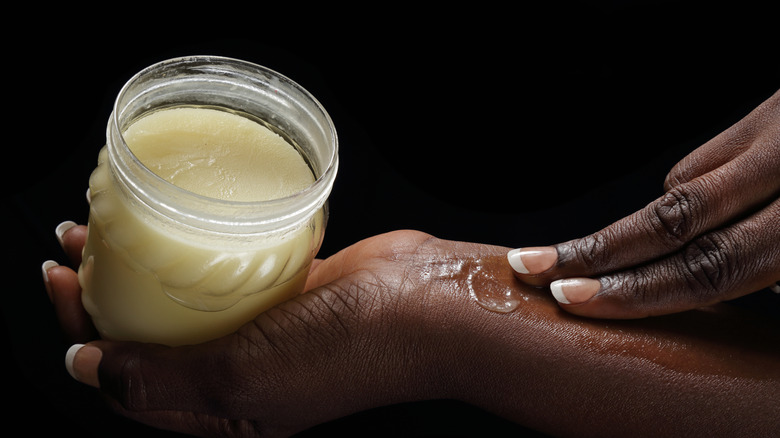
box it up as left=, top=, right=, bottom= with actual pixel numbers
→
left=107, top=56, right=339, bottom=234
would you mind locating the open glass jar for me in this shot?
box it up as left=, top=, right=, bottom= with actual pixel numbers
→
left=78, top=56, right=338, bottom=346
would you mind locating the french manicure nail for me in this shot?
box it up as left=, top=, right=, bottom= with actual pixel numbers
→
left=65, top=344, right=84, bottom=381
left=41, top=260, right=59, bottom=302
left=65, top=344, right=102, bottom=388
left=507, top=247, right=558, bottom=274
left=41, top=260, right=59, bottom=282
left=550, top=278, right=601, bottom=304
left=55, top=221, right=77, bottom=247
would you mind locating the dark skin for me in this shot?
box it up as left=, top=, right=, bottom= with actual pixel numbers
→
left=511, top=89, right=780, bottom=318
left=43, top=90, right=780, bottom=437
left=47, top=226, right=779, bottom=438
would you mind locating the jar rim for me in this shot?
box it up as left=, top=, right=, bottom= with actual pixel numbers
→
left=107, top=55, right=339, bottom=234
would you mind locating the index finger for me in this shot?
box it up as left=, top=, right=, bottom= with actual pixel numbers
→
left=510, top=144, right=780, bottom=284
left=56, top=222, right=88, bottom=266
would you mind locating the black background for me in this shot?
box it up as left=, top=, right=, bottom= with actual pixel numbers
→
left=5, top=2, right=779, bottom=437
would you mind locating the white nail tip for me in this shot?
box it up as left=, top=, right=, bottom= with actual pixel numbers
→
left=42, top=260, right=59, bottom=282
left=550, top=280, right=571, bottom=304
left=65, top=344, right=85, bottom=380
left=55, top=221, right=77, bottom=245
left=507, top=249, right=530, bottom=274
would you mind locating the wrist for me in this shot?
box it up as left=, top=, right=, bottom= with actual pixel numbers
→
left=413, top=240, right=780, bottom=436
left=394, top=238, right=537, bottom=403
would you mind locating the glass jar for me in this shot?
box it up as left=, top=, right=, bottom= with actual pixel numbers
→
left=78, top=56, right=338, bottom=346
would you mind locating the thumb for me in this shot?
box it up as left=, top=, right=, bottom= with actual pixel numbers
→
left=66, top=341, right=218, bottom=411
left=65, top=340, right=236, bottom=417
left=64, top=340, right=249, bottom=436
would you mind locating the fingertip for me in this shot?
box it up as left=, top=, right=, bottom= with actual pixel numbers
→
left=41, top=260, right=59, bottom=302
left=551, top=279, right=658, bottom=320
left=550, top=278, right=601, bottom=305
left=45, top=263, right=80, bottom=296
left=507, top=247, right=558, bottom=275
left=507, top=249, right=530, bottom=274
left=65, top=343, right=84, bottom=380
left=57, top=223, right=88, bottom=265
left=55, top=221, right=78, bottom=248
left=65, top=343, right=102, bottom=388
left=549, top=280, right=570, bottom=304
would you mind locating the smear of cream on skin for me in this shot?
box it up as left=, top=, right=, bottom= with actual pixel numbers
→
left=467, top=262, right=528, bottom=313
left=418, top=256, right=527, bottom=313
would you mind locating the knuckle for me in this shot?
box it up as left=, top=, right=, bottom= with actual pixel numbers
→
left=110, top=344, right=180, bottom=412
left=649, top=185, right=703, bottom=248
left=560, top=230, right=615, bottom=272
left=598, top=268, right=684, bottom=318
left=115, top=349, right=148, bottom=410
left=601, top=267, right=653, bottom=302
left=677, top=233, right=736, bottom=298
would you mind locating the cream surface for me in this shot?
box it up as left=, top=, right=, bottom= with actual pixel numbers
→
left=124, top=106, right=314, bottom=201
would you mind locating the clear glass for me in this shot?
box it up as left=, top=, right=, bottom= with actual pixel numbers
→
left=78, top=56, right=338, bottom=346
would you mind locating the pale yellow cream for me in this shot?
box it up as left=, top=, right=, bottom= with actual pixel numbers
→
left=124, top=107, right=313, bottom=201
left=79, top=107, right=322, bottom=346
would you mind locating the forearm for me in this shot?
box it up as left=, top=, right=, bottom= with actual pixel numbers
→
left=424, top=241, right=780, bottom=437
left=67, top=231, right=778, bottom=437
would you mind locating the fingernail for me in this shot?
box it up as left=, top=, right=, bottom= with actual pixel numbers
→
left=41, top=260, right=59, bottom=302
left=65, top=344, right=102, bottom=388
left=55, top=221, right=77, bottom=247
left=86, top=188, right=92, bottom=204
left=550, top=278, right=601, bottom=304
left=41, top=260, right=59, bottom=282
left=507, top=247, right=557, bottom=274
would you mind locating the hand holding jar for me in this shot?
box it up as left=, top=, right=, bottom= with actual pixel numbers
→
left=45, top=224, right=780, bottom=437
left=76, top=57, right=338, bottom=346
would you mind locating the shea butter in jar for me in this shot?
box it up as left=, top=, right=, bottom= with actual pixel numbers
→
left=78, top=56, right=338, bottom=346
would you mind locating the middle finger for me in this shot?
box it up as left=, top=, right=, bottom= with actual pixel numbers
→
left=547, top=146, right=779, bottom=282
